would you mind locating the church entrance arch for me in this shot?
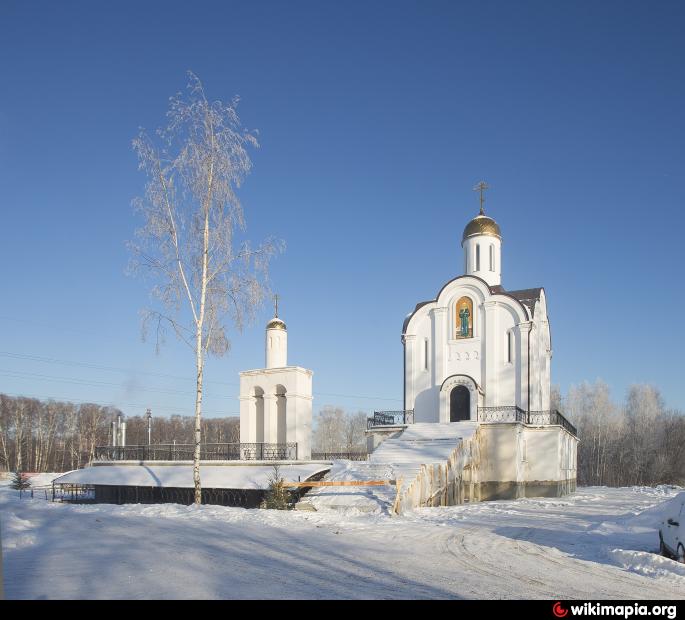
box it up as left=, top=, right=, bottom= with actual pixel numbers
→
left=439, top=374, right=480, bottom=423
left=450, top=386, right=470, bottom=422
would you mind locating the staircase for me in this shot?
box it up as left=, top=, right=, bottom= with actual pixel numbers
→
left=298, top=422, right=478, bottom=513
left=369, top=422, right=477, bottom=482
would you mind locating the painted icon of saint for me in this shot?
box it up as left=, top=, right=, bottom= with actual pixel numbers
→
left=459, top=306, right=470, bottom=337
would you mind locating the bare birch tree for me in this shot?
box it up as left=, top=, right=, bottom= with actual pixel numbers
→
left=129, top=73, right=281, bottom=504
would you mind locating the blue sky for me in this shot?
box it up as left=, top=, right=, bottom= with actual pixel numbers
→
left=1, top=0, right=684, bottom=418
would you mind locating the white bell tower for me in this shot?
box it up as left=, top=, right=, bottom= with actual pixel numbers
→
left=461, top=181, right=502, bottom=287
left=240, top=294, right=314, bottom=460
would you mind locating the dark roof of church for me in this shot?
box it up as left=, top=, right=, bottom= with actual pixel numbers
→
left=503, top=288, right=543, bottom=317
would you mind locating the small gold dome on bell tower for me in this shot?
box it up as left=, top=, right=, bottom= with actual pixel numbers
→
left=462, top=214, right=502, bottom=243
left=266, top=317, right=286, bottom=330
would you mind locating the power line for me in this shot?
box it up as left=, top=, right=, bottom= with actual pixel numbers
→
left=0, top=351, right=237, bottom=386
left=0, top=349, right=403, bottom=402
left=0, top=391, right=240, bottom=417
left=0, top=368, right=231, bottom=399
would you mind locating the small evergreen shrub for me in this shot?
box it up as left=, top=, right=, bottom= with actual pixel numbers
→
left=263, top=465, right=291, bottom=510
left=11, top=471, right=32, bottom=491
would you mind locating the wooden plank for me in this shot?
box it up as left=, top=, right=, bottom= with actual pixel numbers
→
left=283, top=480, right=394, bottom=488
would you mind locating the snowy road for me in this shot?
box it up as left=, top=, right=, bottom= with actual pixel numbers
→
left=1, top=483, right=684, bottom=599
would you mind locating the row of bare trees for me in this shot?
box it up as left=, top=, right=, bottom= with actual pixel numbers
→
left=561, top=382, right=685, bottom=487
left=0, top=393, right=239, bottom=473
left=3, top=383, right=682, bottom=485
left=312, top=406, right=368, bottom=455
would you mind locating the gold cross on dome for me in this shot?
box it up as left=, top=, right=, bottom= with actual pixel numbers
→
left=473, top=181, right=489, bottom=215
left=273, top=294, right=279, bottom=317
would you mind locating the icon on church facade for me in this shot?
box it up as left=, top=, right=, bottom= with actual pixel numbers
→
left=455, top=296, right=473, bottom=339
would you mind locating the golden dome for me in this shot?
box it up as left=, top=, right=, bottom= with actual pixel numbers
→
left=266, top=317, right=286, bottom=330
left=462, top=213, right=501, bottom=243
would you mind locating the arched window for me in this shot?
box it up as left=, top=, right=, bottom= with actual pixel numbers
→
left=455, top=297, right=473, bottom=339
left=424, top=338, right=429, bottom=371
left=507, top=330, right=513, bottom=363
left=489, top=245, right=494, bottom=271
left=476, top=244, right=480, bottom=271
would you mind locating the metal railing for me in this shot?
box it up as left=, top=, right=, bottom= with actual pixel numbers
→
left=478, top=407, right=577, bottom=436
left=94, top=443, right=298, bottom=462
left=367, top=410, right=414, bottom=429
left=365, top=405, right=577, bottom=435
left=527, top=410, right=577, bottom=436
left=477, top=406, right=527, bottom=423
left=311, top=451, right=368, bottom=461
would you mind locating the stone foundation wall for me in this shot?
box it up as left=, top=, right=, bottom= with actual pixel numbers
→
left=478, top=478, right=577, bottom=501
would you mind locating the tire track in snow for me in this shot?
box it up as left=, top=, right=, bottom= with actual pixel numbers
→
left=443, top=527, right=559, bottom=598
left=510, top=526, right=684, bottom=599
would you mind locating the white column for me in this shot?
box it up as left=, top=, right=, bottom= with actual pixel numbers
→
left=543, top=352, right=552, bottom=410
left=276, top=394, right=287, bottom=444
left=432, top=307, right=447, bottom=388
left=483, top=301, right=498, bottom=406
left=285, top=394, right=295, bottom=447
left=404, top=335, right=416, bottom=411
left=290, top=393, right=313, bottom=460
left=239, top=396, right=254, bottom=443
left=515, top=321, right=533, bottom=412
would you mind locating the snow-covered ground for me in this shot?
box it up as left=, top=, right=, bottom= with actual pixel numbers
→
left=1, top=476, right=684, bottom=599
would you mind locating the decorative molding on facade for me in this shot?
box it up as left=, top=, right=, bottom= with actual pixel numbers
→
left=239, top=366, right=313, bottom=377
left=439, top=373, right=483, bottom=396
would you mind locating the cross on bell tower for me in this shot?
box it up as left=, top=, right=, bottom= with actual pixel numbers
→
left=473, top=181, right=489, bottom=215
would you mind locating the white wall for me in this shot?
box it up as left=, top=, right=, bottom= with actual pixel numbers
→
left=239, top=366, right=313, bottom=460
left=478, top=423, right=578, bottom=484
left=404, top=275, right=540, bottom=420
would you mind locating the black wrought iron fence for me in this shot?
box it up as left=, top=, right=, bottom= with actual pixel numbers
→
left=478, top=407, right=577, bottom=436
left=366, top=410, right=414, bottom=429
left=528, top=410, right=577, bottom=436
left=94, top=443, right=298, bottom=462
left=311, top=452, right=368, bottom=461
left=477, top=406, right=527, bottom=423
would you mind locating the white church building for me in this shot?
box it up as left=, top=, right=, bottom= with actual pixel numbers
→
left=364, top=185, right=579, bottom=502
left=403, top=198, right=551, bottom=422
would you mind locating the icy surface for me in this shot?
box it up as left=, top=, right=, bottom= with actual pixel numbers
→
left=305, top=422, right=477, bottom=512
left=303, top=460, right=399, bottom=512
left=1, top=477, right=684, bottom=599
left=53, top=463, right=330, bottom=490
